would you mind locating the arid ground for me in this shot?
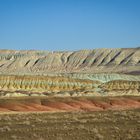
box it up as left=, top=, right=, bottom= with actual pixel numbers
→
left=0, top=108, right=139, bottom=140
left=0, top=96, right=140, bottom=140
left=0, top=49, right=139, bottom=140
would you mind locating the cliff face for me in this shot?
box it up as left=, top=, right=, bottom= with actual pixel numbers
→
left=0, top=48, right=139, bottom=74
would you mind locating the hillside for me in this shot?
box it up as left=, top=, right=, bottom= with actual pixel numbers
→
left=0, top=48, right=139, bottom=75
left=0, top=48, right=139, bottom=97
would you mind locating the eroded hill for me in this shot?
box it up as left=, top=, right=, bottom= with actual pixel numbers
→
left=0, top=48, right=139, bottom=97
left=0, top=48, right=139, bottom=74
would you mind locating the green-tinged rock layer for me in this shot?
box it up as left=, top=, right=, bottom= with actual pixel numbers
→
left=56, top=73, right=140, bottom=82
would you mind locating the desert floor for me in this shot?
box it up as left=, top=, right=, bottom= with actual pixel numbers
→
left=0, top=109, right=140, bottom=140
left=0, top=96, right=139, bottom=140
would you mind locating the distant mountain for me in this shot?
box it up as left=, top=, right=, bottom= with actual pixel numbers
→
left=0, top=48, right=139, bottom=75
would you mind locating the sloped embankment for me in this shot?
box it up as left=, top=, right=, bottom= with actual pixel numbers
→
left=0, top=97, right=139, bottom=112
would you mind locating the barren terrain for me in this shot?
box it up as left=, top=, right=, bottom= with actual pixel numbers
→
left=0, top=49, right=140, bottom=140
left=0, top=109, right=139, bottom=140
left=0, top=48, right=140, bottom=74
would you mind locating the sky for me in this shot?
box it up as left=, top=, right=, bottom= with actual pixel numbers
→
left=0, top=0, right=140, bottom=51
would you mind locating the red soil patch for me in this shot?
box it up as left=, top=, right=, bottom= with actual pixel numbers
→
left=0, top=97, right=140, bottom=112
left=70, top=100, right=103, bottom=111
left=91, top=101, right=112, bottom=110
left=0, top=107, right=10, bottom=111
left=43, top=102, right=76, bottom=111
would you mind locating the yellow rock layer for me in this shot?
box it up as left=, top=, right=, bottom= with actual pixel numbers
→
left=0, top=75, right=101, bottom=92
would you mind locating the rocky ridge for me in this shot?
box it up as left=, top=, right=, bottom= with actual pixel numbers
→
left=0, top=48, right=139, bottom=74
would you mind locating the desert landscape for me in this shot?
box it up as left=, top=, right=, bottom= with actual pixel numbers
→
left=0, top=48, right=139, bottom=140
left=1, top=0, right=140, bottom=139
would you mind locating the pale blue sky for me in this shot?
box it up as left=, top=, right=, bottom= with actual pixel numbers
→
left=0, top=0, right=140, bottom=51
